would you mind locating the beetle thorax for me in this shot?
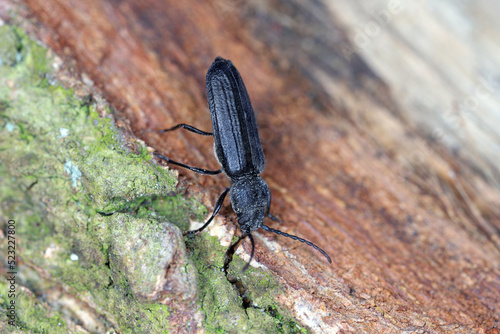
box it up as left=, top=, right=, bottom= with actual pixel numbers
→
left=229, top=176, right=271, bottom=234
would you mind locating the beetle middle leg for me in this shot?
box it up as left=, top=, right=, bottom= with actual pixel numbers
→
left=154, top=153, right=221, bottom=175
left=155, top=123, right=219, bottom=174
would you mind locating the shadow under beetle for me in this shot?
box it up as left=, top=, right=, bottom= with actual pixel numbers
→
left=155, top=57, right=331, bottom=270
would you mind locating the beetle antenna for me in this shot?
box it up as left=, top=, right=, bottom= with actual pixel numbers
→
left=242, top=233, right=255, bottom=272
left=262, top=225, right=332, bottom=263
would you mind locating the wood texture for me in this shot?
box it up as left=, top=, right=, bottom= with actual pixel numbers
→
left=4, top=0, right=500, bottom=332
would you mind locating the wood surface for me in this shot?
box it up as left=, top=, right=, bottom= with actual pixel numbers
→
left=3, top=0, right=500, bottom=332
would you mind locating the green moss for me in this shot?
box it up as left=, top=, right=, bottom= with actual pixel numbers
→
left=0, top=25, right=22, bottom=67
left=0, top=24, right=198, bottom=333
left=0, top=279, right=79, bottom=333
left=187, top=233, right=308, bottom=333
left=153, top=194, right=207, bottom=231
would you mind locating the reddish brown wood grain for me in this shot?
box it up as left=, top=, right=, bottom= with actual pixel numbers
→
left=9, top=0, right=500, bottom=332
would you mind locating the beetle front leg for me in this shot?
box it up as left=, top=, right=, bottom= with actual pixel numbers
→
left=185, top=186, right=231, bottom=235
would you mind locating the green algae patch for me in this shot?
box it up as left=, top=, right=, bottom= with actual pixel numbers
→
left=187, top=233, right=308, bottom=333
left=0, top=280, right=77, bottom=334
left=153, top=194, right=208, bottom=231
left=0, top=25, right=201, bottom=333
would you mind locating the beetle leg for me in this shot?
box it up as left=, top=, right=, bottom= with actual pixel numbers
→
left=154, top=153, right=221, bottom=175
left=242, top=233, right=255, bottom=272
left=223, top=233, right=255, bottom=273
left=185, top=186, right=230, bottom=235
left=160, top=123, right=213, bottom=136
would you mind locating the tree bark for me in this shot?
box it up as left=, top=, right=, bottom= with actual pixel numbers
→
left=1, top=0, right=499, bottom=333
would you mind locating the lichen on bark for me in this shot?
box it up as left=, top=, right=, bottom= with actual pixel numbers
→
left=0, top=24, right=200, bottom=333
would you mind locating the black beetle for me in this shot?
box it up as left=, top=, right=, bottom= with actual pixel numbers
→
left=155, top=57, right=331, bottom=269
